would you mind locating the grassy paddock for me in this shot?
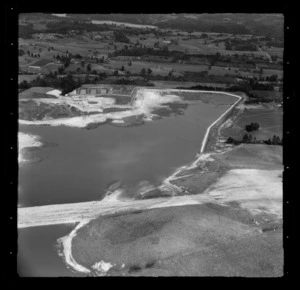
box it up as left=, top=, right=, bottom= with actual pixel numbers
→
left=221, top=107, right=283, bottom=140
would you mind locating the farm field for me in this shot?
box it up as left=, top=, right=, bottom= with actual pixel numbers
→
left=208, top=66, right=283, bottom=79
left=151, top=81, right=228, bottom=89
left=168, top=39, right=268, bottom=58
left=221, top=105, right=283, bottom=141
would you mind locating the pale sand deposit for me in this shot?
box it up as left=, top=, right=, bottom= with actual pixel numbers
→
left=18, top=132, right=42, bottom=164
left=57, top=219, right=91, bottom=274
left=46, top=89, right=61, bottom=97
left=204, top=169, right=282, bottom=217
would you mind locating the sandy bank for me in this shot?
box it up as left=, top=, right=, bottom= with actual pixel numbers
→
left=57, top=219, right=91, bottom=274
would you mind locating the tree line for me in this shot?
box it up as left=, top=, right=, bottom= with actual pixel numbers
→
left=226, top=134, right=282, bottom=146
left=19, top=73, right=85, bottom=95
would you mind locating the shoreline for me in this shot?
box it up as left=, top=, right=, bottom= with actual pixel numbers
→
left=159, top=91, right=244, bottom=194
left=18, top=132, right=43, bottom=165
left=57, top=219, right=91, bottom=274
left=18, top=90, right=244, bottom=223
left=18, top=88, right=241, bottom=129
left=18, top=90, right=246, bottom=275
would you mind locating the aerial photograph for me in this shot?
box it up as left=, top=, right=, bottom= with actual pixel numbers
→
left=17, top=13, right=283, bottom=277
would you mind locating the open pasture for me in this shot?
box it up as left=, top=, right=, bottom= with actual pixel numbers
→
left=221, top=107, right=283, bottom=141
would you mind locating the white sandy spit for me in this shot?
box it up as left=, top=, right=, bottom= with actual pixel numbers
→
left=57, top=219, right=91, bottom=274
left=18, top=132, right=42, bottom=164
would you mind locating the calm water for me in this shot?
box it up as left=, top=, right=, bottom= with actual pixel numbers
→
left=18, top=102, right=232, bottom=276
left=18, top=103, right=230, bottom=207
left=18, top=224, right=85, bottom=277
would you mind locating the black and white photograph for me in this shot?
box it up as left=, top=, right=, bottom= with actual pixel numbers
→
left=8, top=10, right=291, bottom=278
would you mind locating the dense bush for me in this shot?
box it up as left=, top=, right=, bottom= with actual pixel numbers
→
left=245, top=122, right=260, bottom=132
left=45, top=20, right=107, bottom=34
left=113, top=47, right=190, bottom=60
left=226, top=134, right=282, bottom=146
left=111, top=78, right=154, bottom=87
left=264, top=135, right=282, bottom=145
left=114, top=30, right=130, bottom=44
left=19, top=80, right=30, bottom=90
left=19, top=49, right=25, bottom=56
left=225, top=39, right=258, bottom=51
left=18, top=73, right=83, bottom=95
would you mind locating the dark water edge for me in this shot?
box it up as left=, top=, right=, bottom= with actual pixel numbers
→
left=20, top=141, right=58, bottom=165
left=18, top=224, right=87, bottom=277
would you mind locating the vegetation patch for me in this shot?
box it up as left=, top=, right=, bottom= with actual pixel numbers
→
left=102, top=107, right=130, bottom=113
left=85, top=121, right=108, bottom=130
left=128, top=265, right=142, bottom=273
left=261, top=224, right=282, bottom=232
left=19, top=100, right=83, bottom=120
left=245, top=122, right=260, bottom=132
left=145, top=260, right=156, bottom=268
left=221, top=107, right=283, bottom=141
left=31, top=59, right=54, bottom=67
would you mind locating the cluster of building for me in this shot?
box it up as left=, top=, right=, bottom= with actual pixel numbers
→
left=69, top=86, right=111, bottom=96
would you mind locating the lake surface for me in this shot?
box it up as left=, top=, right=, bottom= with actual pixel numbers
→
left=18, top=101, right=232, bottom=276
left=18, top=224, right=85, bottom=277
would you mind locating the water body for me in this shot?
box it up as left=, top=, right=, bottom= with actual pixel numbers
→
left=18, top=101, right=233, bottom=276
left=18, top=224, right=85, bottom=277
left=19, top=103, right=231, bottom=207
